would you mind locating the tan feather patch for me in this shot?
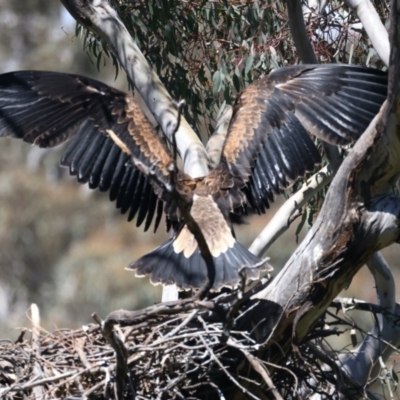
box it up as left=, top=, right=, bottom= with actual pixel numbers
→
left=223, top=83, right=267, bottom=164
left=173, top=195, right=235, bottom=258
left=125, top=97, right=173, bottom=176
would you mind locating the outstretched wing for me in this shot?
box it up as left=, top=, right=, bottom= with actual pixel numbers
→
left=219, top=64, right=387, bottom=213
left=0, top=70, right=178, bottom=231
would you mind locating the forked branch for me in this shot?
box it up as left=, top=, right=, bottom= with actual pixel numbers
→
left=254, top=0, right=400, bottom=366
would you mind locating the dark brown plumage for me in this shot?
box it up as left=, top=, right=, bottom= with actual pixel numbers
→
left=0, top=64, right=388, bottom=290
left=219, top=64, right=388, bottom=213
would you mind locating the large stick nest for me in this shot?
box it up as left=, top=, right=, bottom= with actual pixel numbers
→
left=0, top=282, right=393, bottom=399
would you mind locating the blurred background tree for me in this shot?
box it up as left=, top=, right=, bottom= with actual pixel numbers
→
left=0, top=0, right=165, bottom=335
left=0, top=0, right=397, bottom=356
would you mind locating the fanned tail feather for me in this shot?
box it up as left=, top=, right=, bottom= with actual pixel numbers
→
left=127, top=238, right=271, bottom=291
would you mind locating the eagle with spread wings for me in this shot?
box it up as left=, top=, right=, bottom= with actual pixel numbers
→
left=0, top=64, right=387, bottom=291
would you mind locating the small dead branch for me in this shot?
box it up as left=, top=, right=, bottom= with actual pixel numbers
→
left=241, top=350, right=284, bottom=400
left=30, top=304, right=45, bottom=400
left=131, top=98, right=216, bottom=300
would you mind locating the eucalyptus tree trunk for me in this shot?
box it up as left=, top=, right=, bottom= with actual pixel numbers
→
left=59, top=1, right=400, bottom=396
left=251, top=0, right=400, bottom=380
left=60, top=0, right=209, bottom=179
left=343, top=0, right=390, bottom=66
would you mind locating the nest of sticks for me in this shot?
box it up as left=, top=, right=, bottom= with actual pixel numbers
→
left=0, top=279, right=389, bottom=400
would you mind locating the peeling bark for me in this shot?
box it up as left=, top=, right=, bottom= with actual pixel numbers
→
left=253, top=1, right=400, bottom=365
left=337, top=253, right=400, bottom=388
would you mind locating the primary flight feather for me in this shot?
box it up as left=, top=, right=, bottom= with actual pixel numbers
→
left=0, top=64, right=387, bottom=290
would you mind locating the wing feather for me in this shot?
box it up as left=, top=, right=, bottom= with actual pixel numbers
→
left=122, top=170, right=143, bottom=215
left=98, top=144, right=125, bottom=192
left=0, top=70, right=178, bottom=231
left=258, top=148, right=279, bottom=196
left=144, top=191, right=159, bottom=231
left=136, top=181, right=155, bottom=227
left=87, top=138, right=115, bottom=189
left=217, top=64, right=387, bottom=212
left=109, top=152, right=131, bottom=201
left=77, top=134, right=108, bottom=183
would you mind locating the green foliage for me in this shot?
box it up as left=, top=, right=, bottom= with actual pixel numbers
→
left=79, top=0, right=389, bottom=138
left=76, top=0, right=391, bottom=239
left=81, top=0, right=294, bottom=136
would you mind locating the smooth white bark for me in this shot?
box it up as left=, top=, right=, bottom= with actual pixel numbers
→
left=343, top=0, right=390, bottom=66
left=62, top=0, right=209, bottom=178
left=206, top=105, right=232, bottom=168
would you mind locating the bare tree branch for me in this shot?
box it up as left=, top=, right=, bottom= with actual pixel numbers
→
left=253, top=0, right=400, bottom=356
left=338, top=253, right=400, bottom=387
left=286, top=0, right=318, bottom=63
left=305, top=253, right=400, bottom=398
left=313, top=4, right=395, bottom=382
left=60, top=0, right=209, bottom=178
left=30, top=304, right=45, bottom=400
left=249, top=164, right=334, bottom=256
left=343, top=0, right=390, bottom=67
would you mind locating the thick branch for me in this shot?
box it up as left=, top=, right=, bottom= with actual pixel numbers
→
left=60, top=0, right=209, bottom=178
left=255, top=13, right=400, bottom=348
left=256, top=0, right=400, bottom=328
left=286, top=0, right=318, bottom=63
left=338, top=253, right=400, bottom=387
left=343, top=0, right=390, bottom=66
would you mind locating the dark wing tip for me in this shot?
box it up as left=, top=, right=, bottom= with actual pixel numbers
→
left=276, top=64, right=388, bottom=144
left=1, top=70, right=167, bottom=231
left=225, top=63, right=387, bottom=215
